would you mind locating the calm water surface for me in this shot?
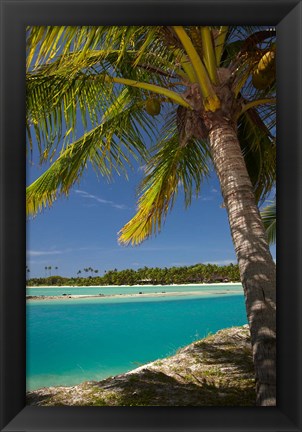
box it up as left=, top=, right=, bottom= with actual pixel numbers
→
left=26, top=292, right=247, bottom=391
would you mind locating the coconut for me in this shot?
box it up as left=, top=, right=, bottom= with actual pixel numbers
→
left=252, top=69, right=274, bottom=90
left=145, top=98, right=161, bottom=116
left=257, top=51, right=275, bottom=74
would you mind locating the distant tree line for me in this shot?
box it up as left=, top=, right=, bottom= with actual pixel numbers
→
left=26, top=263, right=240, bottom=286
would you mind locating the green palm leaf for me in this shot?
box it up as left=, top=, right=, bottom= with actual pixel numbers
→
left=119, top=124, right=210, bottom=245
left=261, top=201, right=276, bottom=244
left=26, top=87, right=156, bottom=216
left=26, top=29, right=188, bottom=159
left=238, top=107, right=276, bottom=204
left=26, top=25, right=276, bottom=224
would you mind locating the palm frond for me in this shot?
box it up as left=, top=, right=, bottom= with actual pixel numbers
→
left=173, top=26, right=220, bottom=111
left=220, top=27, right=276, bottom=101
left=260, top=200, right=276, bottom=244
left=26, top=29, right=189, bottom=159
left=26, top=25, right=277, bottom=232
left=27, top=88, right=156, bottom=216
left=118, top=127, right=210, bottom=245
left=26, top=72, right=110, bottom=155
left=27, top=26, right=136, bottom=70
left=238, top=108, right=276, bottom=204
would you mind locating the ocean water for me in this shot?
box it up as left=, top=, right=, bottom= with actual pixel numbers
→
left=26, top=293, right=247, bottom=391
left=26, top=283, right=242, bottom=297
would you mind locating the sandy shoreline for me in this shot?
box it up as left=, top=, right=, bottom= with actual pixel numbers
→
left=27, top=282, right=241, bottom=289
left=26, top=289, right=242, bottom=302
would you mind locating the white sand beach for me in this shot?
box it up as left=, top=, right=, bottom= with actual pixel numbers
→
left=26, top=288, right=242, bottom=302
left=27, top=282, right=241, bottom=289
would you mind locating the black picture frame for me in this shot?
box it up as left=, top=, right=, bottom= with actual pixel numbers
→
left=1, top=1, right=301, bottom=431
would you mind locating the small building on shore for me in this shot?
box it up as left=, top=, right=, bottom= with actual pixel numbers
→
left=137, top=278, right=157, bottom=285
left=209, top=275, right=230, bottom=283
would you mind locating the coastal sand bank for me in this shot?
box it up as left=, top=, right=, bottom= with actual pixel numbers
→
left=27, top=289, right=242, bottom=302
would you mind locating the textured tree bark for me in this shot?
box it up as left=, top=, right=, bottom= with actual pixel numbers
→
left=208, top=120, right=276, bottom=406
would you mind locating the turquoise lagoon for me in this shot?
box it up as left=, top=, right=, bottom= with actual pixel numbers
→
left=26, top=287, right=247, bottom=391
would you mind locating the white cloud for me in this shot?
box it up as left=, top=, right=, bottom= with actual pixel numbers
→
left=75, top=189, right=128, bottom=210
left=27, top=260, right=52, bottom=264
left=135, top=245, right=188, bottom=252
left=27, top=246, right=101, bottom=257
left=27, top=250, right=64, bottom=257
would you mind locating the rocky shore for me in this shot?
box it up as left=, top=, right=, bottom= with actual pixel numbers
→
left=27, top=325, right=256, bottom=406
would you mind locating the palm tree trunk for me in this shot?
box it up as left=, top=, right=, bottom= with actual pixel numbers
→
left=208, top=120, right=276, bottom=406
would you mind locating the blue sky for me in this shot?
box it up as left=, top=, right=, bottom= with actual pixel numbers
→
left=26, top=152, right=276, bottom=278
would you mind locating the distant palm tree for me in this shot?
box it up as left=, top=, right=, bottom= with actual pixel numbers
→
left=48, top=266, right=52, bottom=277
left=44, top=266, right=47, bottom=277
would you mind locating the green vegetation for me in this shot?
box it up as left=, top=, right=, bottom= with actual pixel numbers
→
left=26, top=262, right=240, bottom=286
left=260, top=200, right=276, bottom=244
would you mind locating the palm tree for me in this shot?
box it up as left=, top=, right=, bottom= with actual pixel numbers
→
left=26, top=265, right=30, bottom=280
left=26, top=26, right=276, bottom=405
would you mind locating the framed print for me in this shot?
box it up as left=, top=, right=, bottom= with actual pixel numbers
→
left=0, top=0, right=301, bottom=431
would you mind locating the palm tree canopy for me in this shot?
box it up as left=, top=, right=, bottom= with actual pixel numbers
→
left=26, top=26, right=276, bottom=244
